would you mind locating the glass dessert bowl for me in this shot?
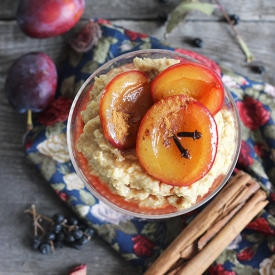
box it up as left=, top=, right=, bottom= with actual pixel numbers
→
left=67, top=49, right=241, bottom=219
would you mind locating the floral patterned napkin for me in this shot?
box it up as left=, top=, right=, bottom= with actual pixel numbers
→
left=25, top=19, right=275, bottom=274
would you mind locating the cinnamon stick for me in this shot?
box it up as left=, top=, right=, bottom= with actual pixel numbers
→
left=197, top=179, right=260, bottom=249
left=144, top=171, right=253, bottom=275
left=144, top=171, right=266, bottom=275
left=175, top=190, right=268, bottom=275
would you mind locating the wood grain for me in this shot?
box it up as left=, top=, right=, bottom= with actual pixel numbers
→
left=0, top=0, right=275, bottom=274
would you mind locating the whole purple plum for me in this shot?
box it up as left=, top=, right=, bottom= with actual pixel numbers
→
left=16, top=0, right=85, bottom=38
left=5, top=52, right=57, bottom=113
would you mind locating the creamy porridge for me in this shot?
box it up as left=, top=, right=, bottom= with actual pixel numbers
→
left=76, top=57, right=236, bottom=210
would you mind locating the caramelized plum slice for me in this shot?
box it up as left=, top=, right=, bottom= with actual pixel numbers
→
left=151, top=62, right=224, bottom=115
left=100, top=70, right=152, bottom=149
left=136, top=95, right=218, bottom=186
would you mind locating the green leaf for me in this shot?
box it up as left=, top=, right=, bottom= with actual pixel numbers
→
left=60, top=75, right=75, bottom=99
left=45, top=122, right=66, bottom=138
left=112, top=242, right=120, bottom=252
left=81, top=60, right=99, bottom=74
left=69, top=49, right=83, bottom=67
left=141, top=222, right=159, bottom=236
left=93, top=37, right=118, bottom=64
left=166, top=2, right=217, bottom=34
left=121, top=253, right=139, bottom=261
left=216, top=250, right=237, bottom=265
left=267, top=214, right=275, bottom=228
left=79, top=190, right=96, bottom=206
left=250, top=159, right=269, bottom=181
left=97, top=224, right=117, bottom=244
left=244, top=233, right=265, bottom=243
left=29, top=153, right=57, bottom=181
left=264, top=124, right=275, bottom=140
left=115, top=221, right=138, bottom=235
left=75, top=204, right=90, bottom=217
left=51, top=183, right=66, bottom=191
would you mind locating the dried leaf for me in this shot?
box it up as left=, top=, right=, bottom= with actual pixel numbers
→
left=166, top=1, right=217, bottom=34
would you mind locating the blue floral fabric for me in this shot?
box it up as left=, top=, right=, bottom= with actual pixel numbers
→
left=24, top=19, right=275, bottom=275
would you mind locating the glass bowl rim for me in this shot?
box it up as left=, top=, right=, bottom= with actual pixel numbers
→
left=67, top=49, right=242, bottom=219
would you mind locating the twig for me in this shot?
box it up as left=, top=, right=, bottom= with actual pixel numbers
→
left=215, top=0, right=254, bottom=62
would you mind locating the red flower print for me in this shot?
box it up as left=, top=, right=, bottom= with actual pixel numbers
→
left=246, top=217, right=275, bottom=236
left=208, top=264, right=236, bottom=275
left=124, top=29, right=148, bottom=41
left=174, top=48, right=221, bottom=76
left=254, top=143, right=266, bottom=159
left=237, top=141, right=254, bottom=170
left=24, top=136, right=33, bottom=150
left=236, top=97, right=270, bottom=130
left=237, top=246, right=256, bottom=261
left=38, top=96, right=73, bottom=126
left=132, top=235, right=154, bottom=257
left=55, top=190, right=68, bottom=202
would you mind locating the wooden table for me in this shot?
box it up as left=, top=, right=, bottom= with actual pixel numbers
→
left=1, top=1, right=275, bottom=274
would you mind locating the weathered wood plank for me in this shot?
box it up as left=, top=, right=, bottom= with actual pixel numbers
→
left=1, top=1, right=275, bottom=274
left=1, top=19, right=275, bottom=85
left=1, top=0, right=275, bottom=21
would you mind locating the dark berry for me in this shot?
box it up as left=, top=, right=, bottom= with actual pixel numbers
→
left=52, top=213, right=65, bottom=224
left=5, top=52, right=57, bottom=113
left=193, top=38, right=203, bottom=48
left=72, top=229, right=83, bottom=240
left=30, top=237, right=41, bottom=250
left=52, top=223, right=63, bottom=234
left=56, top=232, right=65, bottom=242
left=44, top=232, right=56, bottom=242
left=77, top=236, right=89, bottom=245
left=229, top=14, right=240, bottom=25
left=54, top=241, right=64, bottom=249
left=252, top=65, right=265, bottom=74
left=39, top=243, right=52, bottom=254
left=65, top=232, right=76, bottom=243
left=66, top=217, right=78, bottom=226
left=84, top=228, right=94, bottom=237
left=157, top=12, right=168, bottom=22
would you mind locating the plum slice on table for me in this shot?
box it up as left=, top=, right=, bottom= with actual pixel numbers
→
left=151, top=62, right=225, bottom=115
left=100, top=70, right=153, bottom=149
left=136, top=94, right=218, bottom=186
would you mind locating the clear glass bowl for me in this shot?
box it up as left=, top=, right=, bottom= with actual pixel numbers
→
left=67, top=49, right=241, bottom=219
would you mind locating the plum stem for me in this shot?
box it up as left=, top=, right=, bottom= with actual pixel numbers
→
left=27, top=109, right=33, bottom=131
